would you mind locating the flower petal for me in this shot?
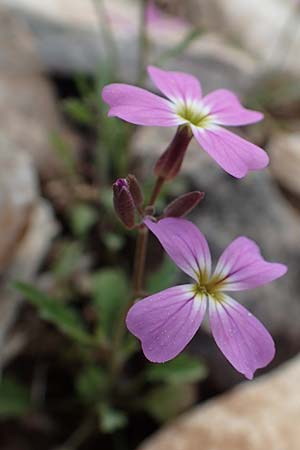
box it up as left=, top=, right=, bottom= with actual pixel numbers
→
left=192, top=126, right=269, bottom=178
left=126, top=285, right=207, bottom=362
left=214, top=237, right=287, bottom=291
left=144, top=217, right=211, bottom=281
left=209, top=295, right=275, bottom=379
left=202, top=89, right=264, bottom=126
left=148, top=66, right=202, bottom=103
left=102, top=84, right=181, bottom=126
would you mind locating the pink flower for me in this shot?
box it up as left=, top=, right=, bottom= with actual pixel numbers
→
left=102, top=66, right=268, bottom=178
left=145, top=0, right=161, bottom=25
left=145, top=0, right=188, bottom=31
left=126, top=218, right=287, bottom=379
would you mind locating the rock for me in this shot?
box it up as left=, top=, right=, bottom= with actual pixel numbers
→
left=2, top=0, right=257, bottom=93
left=268, top=131, right=300, bottom=199
left=133, top=126, right=300, bottom=386
left=159, top=34, right=257, bottom=94
left=185, top=0, right=300, bottom=76
left=0, top=135, right=58, bottom=371
left=0, top=6, right=71, bottom=177
left=1, top=0, right=140, bottom=78
left=138, top=355, right=300, bottom=450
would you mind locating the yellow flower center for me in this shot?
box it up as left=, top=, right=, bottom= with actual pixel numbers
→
left=176, top=101, right=212, bottom=128
left=193, top=272, right=226, bottom=302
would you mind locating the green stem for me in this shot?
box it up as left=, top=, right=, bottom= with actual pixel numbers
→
left=137, top=0, right=150, bottom=84
left=109, top=176, right=165, bottom=380
left=92, top=0, right=119, bottom=73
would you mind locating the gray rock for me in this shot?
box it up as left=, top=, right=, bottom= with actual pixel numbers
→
left=268, top=131, right=300, bottom=198
left=1, top=0, right=257, bottom=94
left=138, top=355, right=300, bottom=450
left=0, top=135, right=59, bottom=371
left=0, top=6, right=72, bottom=177
left=185, top=0, right=300, bottom=76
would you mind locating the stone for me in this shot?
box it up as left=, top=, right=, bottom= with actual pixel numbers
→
left=0, top=6, right=70, bottom=177
left=0, top=135, right=58, bottom=370
left=133, top=126, right=300, bottom=386
left=184, top=0, right=300, bottom=76
left=138, top=355, right=300, bottom=450
left=268, top=131, right=300, bottom=199
left=2, top=0, right=257, bottom=93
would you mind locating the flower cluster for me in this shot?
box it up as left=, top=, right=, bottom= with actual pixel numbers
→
left=104, top=65, right=287, bottom=379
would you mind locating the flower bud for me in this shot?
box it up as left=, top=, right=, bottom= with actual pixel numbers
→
left=154, top=125, right=192, bottom=181
left=113, top=178, right=136, bottom=229
left=127, top=174, right=144, bottom=208
left=164, top=191, right=205, bottom=218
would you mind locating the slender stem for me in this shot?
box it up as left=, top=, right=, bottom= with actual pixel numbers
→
left=92, top=0, right=119, bottom=72
left=132, top=176, right=164, bottom=298
left=109, top=176, right=165, bottom=380
left=137, top=0, right=149, bottom=84
left=148, top=176, right=165, bottom=206
left=132, top=225, right=148, bottom=298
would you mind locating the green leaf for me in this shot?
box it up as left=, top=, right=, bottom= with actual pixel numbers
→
left=155, top=28, right=203, bottom=65
left=100, top=187, right=114, bottom=213
left=0, top=377, right=31, bottom=419
left=69, top=204, right=98, bottom=238
left=14, top=282, right=93, bottom=345
left=91, top=269, right=129, bottom=339
left=63, top=98, right=94, bottom=125
left=76, top=366, right=107, bottom=405
left=145, top=354, right=208, bottom=384
left=52, top=241, right=83, bottom=280
left=98, top=404, right=128, bottom=433
left=143, top=384, right=196, bottom=422
left=49, top=132, right=78, bottom=178
left=146, top=257, right=177, bottom=294
left=102, top=232, right=125, bottom=252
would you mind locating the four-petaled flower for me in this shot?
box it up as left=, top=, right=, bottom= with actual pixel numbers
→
left=126, top=218, right=287, bottom=379
left=102, top=66, right=268, bottom=178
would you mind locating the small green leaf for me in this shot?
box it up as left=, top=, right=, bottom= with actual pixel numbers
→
left=52, top=241, right=83, bottom=279
left=143, top=383, right=196, bottom=422
left=50, top=132, right=78, bottom=177
left=145, top=354, right=208, bottom=384
left=98, top=404, right=128, bottom=433
left=155, top=28, right=203, bottom=65
left=63, top=98, right=94, bottom=125
left=76, top=366, right=107, bottom=405
left=0, top=377, right=31, bottom=419
left=102, top=232, right=125, bottom=252
left=91, top=269, right=129, bottom=339
left=146, top=257, right=177, bottom=294
left=100, top=187, right=114, bottom=213
left=14, top=282, right=92, bottom=345
left=69, top=204, right=98, bottom=238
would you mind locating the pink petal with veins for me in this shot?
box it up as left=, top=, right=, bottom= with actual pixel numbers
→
left=126, top=285, right=206, bottom=362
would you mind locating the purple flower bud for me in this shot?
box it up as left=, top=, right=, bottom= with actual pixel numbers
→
left=154, top=126, right=192, bottom=181
left=164, top=191, right=205, bottom=218
left=113, top=178, right=136, bottom=229
left=127, top=174, right=144, bottom=208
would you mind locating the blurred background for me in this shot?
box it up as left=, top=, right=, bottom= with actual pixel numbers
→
left=0, top=0, right=299, bottom=449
